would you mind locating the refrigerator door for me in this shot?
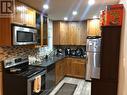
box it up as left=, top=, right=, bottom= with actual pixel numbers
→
left=86, top=38, right=101, bottom=52
left=91, top=52, right=100, bottom=79
left=85, top=52, right=100, bottom=80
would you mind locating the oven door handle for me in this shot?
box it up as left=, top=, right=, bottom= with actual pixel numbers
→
left=27, top=70, right=46, bottom=81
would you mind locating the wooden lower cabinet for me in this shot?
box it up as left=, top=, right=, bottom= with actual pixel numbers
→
left=55, top=58, right=86, bottom=84
left=55, top=59, right=66, bottom=84
left=66, top=58, right=85, bottom=78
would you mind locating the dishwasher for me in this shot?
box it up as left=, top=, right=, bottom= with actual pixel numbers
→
left=45, top=63, right=55, bottom=95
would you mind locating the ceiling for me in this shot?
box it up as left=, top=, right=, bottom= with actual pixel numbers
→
left=18, top=0, right=119, bottom=21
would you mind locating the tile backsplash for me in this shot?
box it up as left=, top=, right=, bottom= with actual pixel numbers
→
left=0, top=46, right=53, bottom=62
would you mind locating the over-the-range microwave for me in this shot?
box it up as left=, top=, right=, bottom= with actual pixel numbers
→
left=12, top=25, right=37, bottom=45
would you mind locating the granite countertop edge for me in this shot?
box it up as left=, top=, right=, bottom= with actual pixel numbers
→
left=34, top=55, right=86, bottom=67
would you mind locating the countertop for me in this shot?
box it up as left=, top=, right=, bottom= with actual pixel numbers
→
left=31, top=55, right=86, bottom=68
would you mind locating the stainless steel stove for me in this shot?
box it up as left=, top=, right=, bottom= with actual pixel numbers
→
left=2, top=57, right=46, bottom=95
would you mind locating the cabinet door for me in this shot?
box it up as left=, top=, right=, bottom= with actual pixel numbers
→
left=68, top=22, right=86, bottom=45
left=65, top=58, right=72, bottom=75
left=72, top=58, right=85, bottom=78
left=68, top=22, right=77, bottom=45
left=55, top=59, right=65, bottom=84
left=87, top=19, right=101, bottom=36
left=12, top=2, right=23, bottom=24
left=55, top=62, right=60, bottom=84
left=66, top=58, right=85, bottom=78
left=60, top=22, right=69, bottom=45
left=27, top=7, right=36, bottom=27
left=53, top=22, right=60, bottom=45
left=12, top=2, right=36, bottom=27
left=79, top=22, right=87, bottom=45
left=0, top=18, right=12, bottom=46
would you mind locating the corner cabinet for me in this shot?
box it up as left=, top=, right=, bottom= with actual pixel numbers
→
left=53, top=21, right=87, bottom=45
left=91, top=26, right=121, bottom=95
left=12, top=1, right=36, bottom=27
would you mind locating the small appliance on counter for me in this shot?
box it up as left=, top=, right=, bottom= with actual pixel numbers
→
left=65, top=48, right=71, bottom=56
left=2, top=57, right=46, bottom=95
left=75, top=48, right=86, bottom=57
left=70, top=49, right=76, bottom=56
left=56, top=48, right=63, bottom=56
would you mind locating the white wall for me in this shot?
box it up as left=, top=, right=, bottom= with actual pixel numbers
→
left=118, top=1, right=127, bottom=95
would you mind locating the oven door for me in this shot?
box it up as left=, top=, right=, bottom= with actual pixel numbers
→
left=13, top=26, right=37, bottom=45
left=27, top=70, right=46, bottom=95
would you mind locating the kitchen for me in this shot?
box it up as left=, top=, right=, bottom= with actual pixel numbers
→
left=0, top=0, right=127, bottom=95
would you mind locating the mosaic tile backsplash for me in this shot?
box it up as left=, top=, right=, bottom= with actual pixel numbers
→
left=0, top=46, right=53, bottom=62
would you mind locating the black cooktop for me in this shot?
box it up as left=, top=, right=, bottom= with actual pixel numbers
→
left=6, top=65, right=45, bottom=78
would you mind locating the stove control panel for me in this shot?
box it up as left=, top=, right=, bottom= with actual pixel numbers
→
left=4, top=59, right=15, bottom=68
left=15, top=58, right=22, bottom=63
left=4, top=57, right=28, bottom=68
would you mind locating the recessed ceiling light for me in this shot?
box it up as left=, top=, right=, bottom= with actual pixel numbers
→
left=17, top=6, right=27, bottom=11
left=64, top=17, right=68, bottom=21
left=43, top=4, right=49, bottom=10
left=88, top=0, right=95, bottom=5
left=72, top=11, right=78, bottom=16
left=93, top=15, right=98, bottom=19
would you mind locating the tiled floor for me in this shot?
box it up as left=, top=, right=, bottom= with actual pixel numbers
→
left=49, top=77, right=91, bottom=95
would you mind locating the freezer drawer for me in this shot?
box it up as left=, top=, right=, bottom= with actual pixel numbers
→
left=86, top=52, right=100, bottom=80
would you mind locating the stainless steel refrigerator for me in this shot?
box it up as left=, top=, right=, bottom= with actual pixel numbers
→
left=85, top=36, right=101, bottom=80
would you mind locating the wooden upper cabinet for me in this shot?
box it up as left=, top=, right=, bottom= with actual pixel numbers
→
left=59, top=22, right=69, bottom=45
left=68, top=22, right=77, bottom=45
left=12, top=2, right=22, bottom=24
left=87, top=19, right=101, bottom=36
left=79, top=21, right=87, bottom=45
left=53, top=22, right=60, bottom=45
left=0, top=18, right=12, bottom=46
left=12, top=1, right=36, bottom=27
left=26, top=7, right=36, bottom=27
left=68, top=22, right=87, bottom=45
left=53, top=21, right=87, bottom=45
